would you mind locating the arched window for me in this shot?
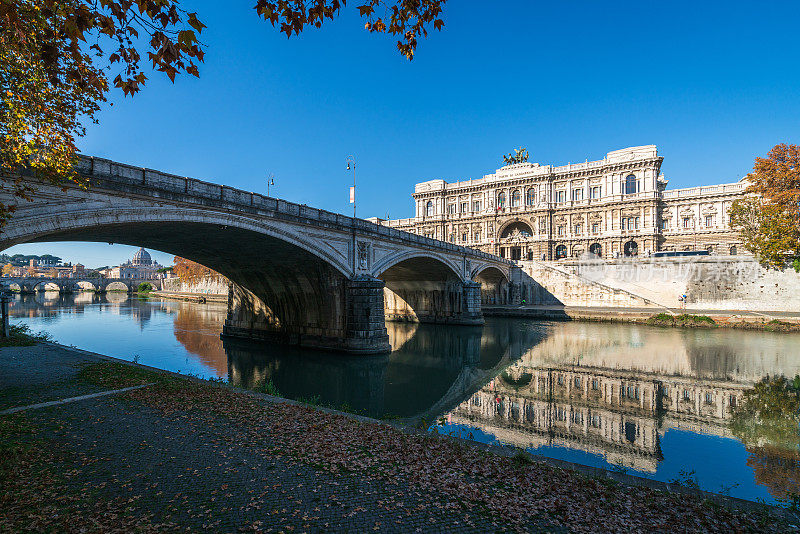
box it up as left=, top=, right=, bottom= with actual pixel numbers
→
left=624, top=240, right=638, bottom=257
left=730, top=245, right=737, bottom=255
left=624, top=175, right=638, bottom=195
left=497, top=191, right=506, bottom=208
left=526, top=188, right=536, bottom=206
left=589, top=243, right=602, bottom=257
left=425, top=200, right=434, bottom=216
left=555, top=245, right=567, bottom=259
left=511, top=190, right=520, bottom=207
left=500, top=221, right=533, bottom=238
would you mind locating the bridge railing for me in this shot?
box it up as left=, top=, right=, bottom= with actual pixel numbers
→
left=77, top=155, right=511, bottom=264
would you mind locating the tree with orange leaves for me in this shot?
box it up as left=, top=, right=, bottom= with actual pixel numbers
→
left=729, top=144, right=800, bottom=268
left=172, top=256, right=223, bottom=283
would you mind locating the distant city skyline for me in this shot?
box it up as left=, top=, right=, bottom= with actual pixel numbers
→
left=3, top=0, right=799, bottom=265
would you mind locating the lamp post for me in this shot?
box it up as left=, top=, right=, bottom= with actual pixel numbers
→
left=346, top=155, right=356, bottom=219
left=266, top=173, right=275, bottom=197
left=346, top=155, right=357, bottom=274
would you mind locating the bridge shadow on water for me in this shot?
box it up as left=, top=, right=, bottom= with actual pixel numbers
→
left=223, top=319, right=550, bottom=422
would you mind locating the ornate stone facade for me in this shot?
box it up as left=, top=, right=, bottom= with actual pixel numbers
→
left=373, top=145, right=745, bottom=260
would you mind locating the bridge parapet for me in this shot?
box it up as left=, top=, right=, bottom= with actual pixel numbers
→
left=74, top=155, right=508, bottom=266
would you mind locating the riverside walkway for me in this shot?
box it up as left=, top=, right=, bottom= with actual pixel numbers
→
left=0, top=342, right=790, bottom=532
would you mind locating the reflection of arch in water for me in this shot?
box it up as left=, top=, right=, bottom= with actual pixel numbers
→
left=224, top=318, right=547, bottom=421
left=225, top=338, right=389, bottom=416
left=104, top=291, right=129, bottom=304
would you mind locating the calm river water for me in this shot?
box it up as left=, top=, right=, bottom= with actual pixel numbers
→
left=10, top=292, right=800, bottom=505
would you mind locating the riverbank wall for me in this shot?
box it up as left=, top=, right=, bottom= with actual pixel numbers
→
left=151, top=276, right=229, bottom=302
left=510, top=256, right=800, bottom=312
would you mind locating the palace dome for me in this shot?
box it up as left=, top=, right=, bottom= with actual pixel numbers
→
left=131, top=247, right=152, bottom=266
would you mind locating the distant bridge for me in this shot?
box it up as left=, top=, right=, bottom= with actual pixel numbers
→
left=0, top=276, right=160, bottom=293
left=1, top=156, right=512, bottom=354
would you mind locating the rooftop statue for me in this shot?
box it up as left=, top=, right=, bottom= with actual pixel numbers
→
left=502, top=147, right=529, bottom=166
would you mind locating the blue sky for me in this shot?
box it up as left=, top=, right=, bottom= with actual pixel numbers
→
left=7, top=0, right=800, bottom=267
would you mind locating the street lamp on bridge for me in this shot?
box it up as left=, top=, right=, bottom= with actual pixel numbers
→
left=346, top=155, right=356, bottom=219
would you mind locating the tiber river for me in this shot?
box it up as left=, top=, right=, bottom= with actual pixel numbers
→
left=11, top=292, right=800, bottom=506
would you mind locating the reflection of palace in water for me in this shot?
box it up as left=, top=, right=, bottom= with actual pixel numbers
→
left=449, top=322, right=800, bottom=473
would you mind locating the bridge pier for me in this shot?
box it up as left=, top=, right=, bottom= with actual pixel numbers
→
left=222, top=277, right=390, bottom=355
left=383, top=281, right=484, bottom=326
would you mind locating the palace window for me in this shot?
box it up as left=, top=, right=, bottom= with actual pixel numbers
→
left=460, top=233, right=467, bottom=242
left=425, top=201, right=434, bottom=217
left=574, top=377, right=581, bottom=388
left=590, top=186, right=601, bottom=199
left=557, top=225, right=565, bottom=236
left=624, top=174, right=638, bottom=195
left=591, top=222, right=599, bottom=234
left=448, top=234, right=455, bottom=242
left=683, top=217, right=692, bottom=228
left=621, top=217, right=640, bottom=230
left=497, top=192, right=506, bottom=208
left=592, top=379, right=599, bottom=390
left=511, top=190, right=521, bottom=207
left=591, top=414, right=602, bottom=428
left=474, top=231, right=481, bottom=241
left=472, top=200, right=482, bottom=212
left=557, top=374, right=565, bottom=386
left=661, top=220, right=669, bottom=230
left=705, top=392, right=713, bottom=404
left=539, top=221, right=547, bottom=233
left=705, top=215, right=715, bottom=227
left=556, top=190, right=566, bottom=203
left=571, top=411, right=584, bottom=424
left=572, top=188, right=583, bottom=201
left=574, top=224, right=583, bottom=235
left=683, top=389, right=691, bottom=401
left=526, top=188, right=536, bottom=205
left=447, top=203, right=456, bottom=215
left=460, top=202, right=468, bottom=213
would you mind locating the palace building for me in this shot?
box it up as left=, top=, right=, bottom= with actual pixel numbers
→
left=371, top=145, right=745, bottom=260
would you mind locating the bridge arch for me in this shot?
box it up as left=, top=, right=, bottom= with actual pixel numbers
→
left=472, top=265, right=510, bottom=305
left=104, top=281, right=129, bottom=292
left=32, top=280, right=61, bottom=292
left=76, top=280, right=98, bottom=291
left=4, top=207, right=377, bottom=352
left=376, top=253, right=481, bottom=325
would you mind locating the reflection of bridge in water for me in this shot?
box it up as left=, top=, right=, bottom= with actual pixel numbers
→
left=448, top=322, right=800, bottom=473
left=224, top=320, right=549, bottom=420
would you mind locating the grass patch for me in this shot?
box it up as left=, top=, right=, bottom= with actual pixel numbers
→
left=77, top=361, right=174, bottom=389
left=511, top=450, right=536, bottom=468
left=646, top=313, right=717, bottom=328
left=0, top=323, right=52, bottom=347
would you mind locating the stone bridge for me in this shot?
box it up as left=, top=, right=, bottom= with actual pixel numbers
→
left=0, top=276, right=158, bottom=293
left=0, top=156, right=512, bottom=354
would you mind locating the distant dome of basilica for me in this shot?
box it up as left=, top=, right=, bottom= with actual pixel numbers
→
left=131, top=247, right=152, bottom=266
